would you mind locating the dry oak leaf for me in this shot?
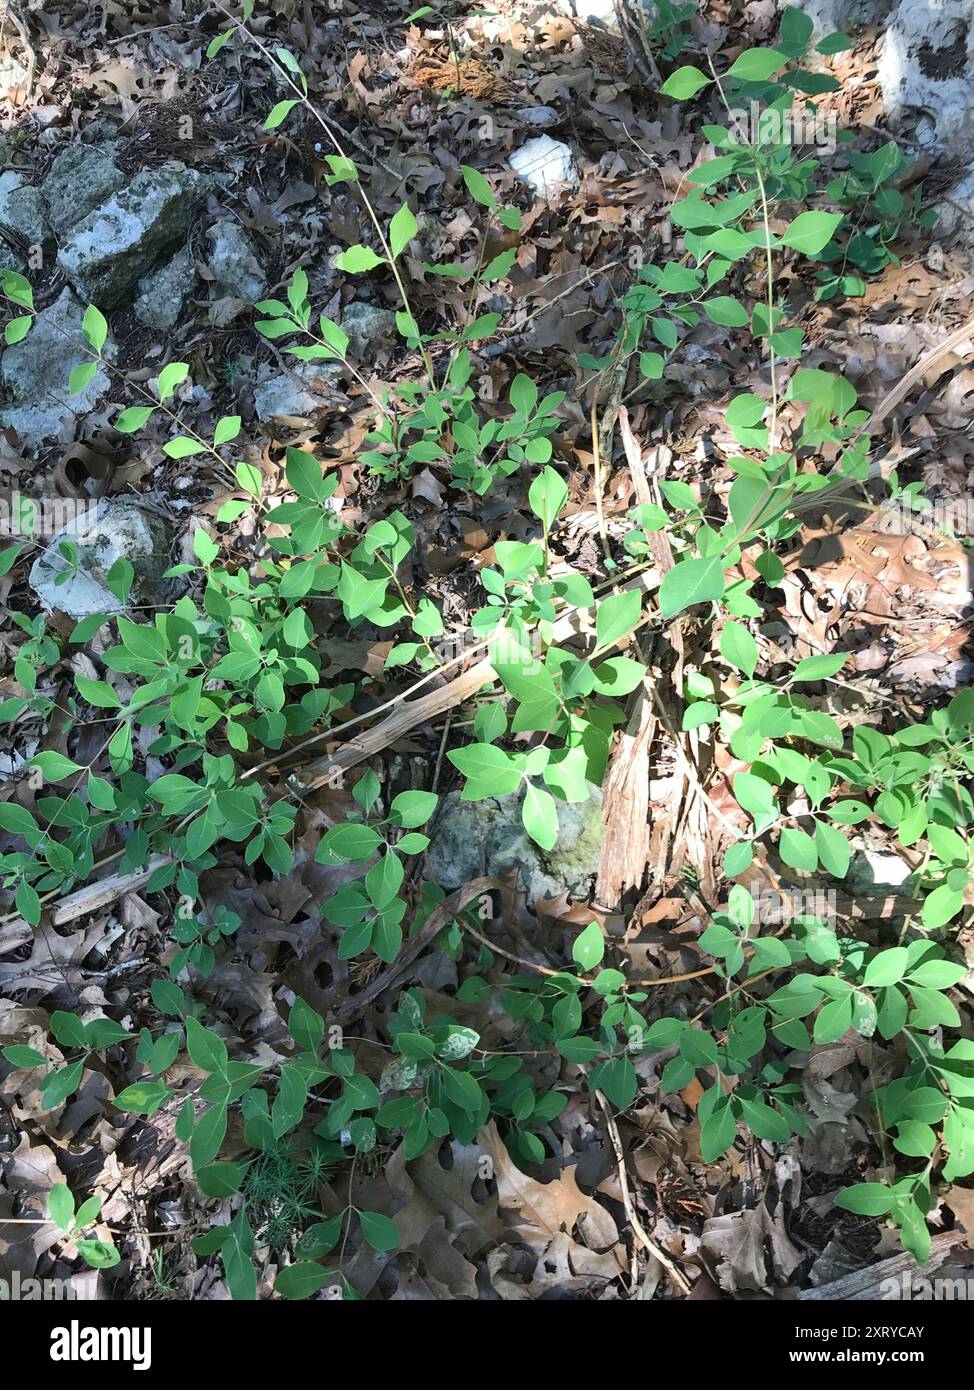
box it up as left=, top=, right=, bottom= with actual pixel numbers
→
left=477, top=1120, right=618, bottom=1256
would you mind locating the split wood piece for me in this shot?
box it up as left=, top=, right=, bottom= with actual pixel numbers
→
left=798, top=1230, right=968, bottom=1300
left=0, top=854, right=172, bottom=958
left=805, top=314, right=974, bottom=517
left=296, top=567, right=661, bottom=792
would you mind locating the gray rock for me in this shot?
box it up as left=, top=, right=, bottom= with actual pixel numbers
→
left=0, top=241, right=24, bottom=276
left=57, top=166, right=210, bottom=309
left=29, top=498, right=174, bottom=620
left=207, top=219, right=266, bottom=302
left=254, top=360, right=346, bottom=422
left=517, top=105, right=561, bottom=129
left=509, top=135, right=579, bottom=196
left=340, top=301, right=398, bottom=360
left=428, top=783, right=604, bottom=907
left=42, top=142, right=125, bottom=238
left=0, top=289, right=113, bottom=447
left=134, top=245, right=196, bottom=330
left=0, top=172, right=50, bottom=247
left=82, top=119, right=120, bottom=145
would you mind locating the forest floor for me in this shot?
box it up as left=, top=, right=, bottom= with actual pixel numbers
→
left=2, top=0, right=974, bottom=1304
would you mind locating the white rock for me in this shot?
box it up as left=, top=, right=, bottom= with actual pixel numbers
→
left=29, top=499, right=174, bottom=620
left=573, top=0, right=623, bottom=32
left=0, top=290, right=113, bottom=447
left=846, top=850, right=915, bottom=895
left=509, top=136, right=579, bottom=197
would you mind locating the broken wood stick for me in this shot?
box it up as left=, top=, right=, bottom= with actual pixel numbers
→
left=0, top=853, right=172, bottom=957
left=295, top=567, right=661, bottom=792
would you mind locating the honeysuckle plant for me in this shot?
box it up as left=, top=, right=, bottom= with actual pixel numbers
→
left=0, top=6, right=965, bottom=1293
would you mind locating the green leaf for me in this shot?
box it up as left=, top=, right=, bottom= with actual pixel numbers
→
left=5, top=315, right=32, bottom=345
left=572, top=921, right=604, bottom=971
left=275, top=1262, right=331, bottom=1299
left=727, top=47, right=788, bottom=81
left=315, top=823, right=383, bottom=863
left=922, top=884, right=965, bottom=930
left=214, top=415, right=241, bottom=446
left=658, top=555, right=725, bottom=618
left=719, top=620, right=757, bottom=676
left=702, top=296, right=749, bottom=327
left=265, top=99, right=298, bottom=129
left=2, top=1044, right=46, bottom=1068
left=779, top=827, right=817, bottom=873
left=833, top=1183, right=894, bottom=1216
left=590, top=1055, right=637, bottom=1109
left=336, top=245, right=385, bottom=273
left=791, top=652, right=846, bottom=682
left=461, top=165, right=496, bottom=208
left=190, top=1102, right=228, bottom=1170
left=49, top=1183, right=75, bottom=1231
left=528, top=465, right=568, bottom=532
left=863, top=947, right=909, bottom=988
left=815, top=820, right=850, bottom=878
left=448, top=743, right=522, bottom=799
left=164, top=435, right=206, bottom=459
left=156, top=362, right=188, bottom=401
left=114, top=1080, right=172, bottom=1116
left=186, top=1017, right=228, bottom=1075
left=358, top=1210, right=400, bottom=1252
left=82, top=305, right=108, bottom=353
left=288, top=997, right=324, bottom=1055
left=389, top=204, right=417, bottom=259
left=595, top=588, right=642, bottom=649
left=389, top=790, right=437, bottom=828
left=15, top=880, right=41, bottom=926
left=781, top=211, right=843, bottom=257
left=30, top=750, right=84, bottom=782
left=660, top=65, right=711, bottom=99
left=700, top=1102, right=738, bottom=1161
left=813, top=993, right=853, bottom=1043
left=69, top=361, right=97, bottom=395
left=816, top=32, right=853, bottom=55
left=522, top=780, right=558, bottom=851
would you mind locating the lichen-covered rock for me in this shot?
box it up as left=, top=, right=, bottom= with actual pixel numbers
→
left=42, top=142, right=125, bottom=238
left=254, top=360, right=347, bottom=422
left=341, top=301, right=398, bottom=360
left=876, top=0, right=974, bottom=159
left=207, top=218, right=266, bottom=302
left=134, top=245, right=196, bottom=330
left=29, top=498, right=175, bottom=619
left=0, top=172, right=50, bottom=247
left=427, top=783, right=604, bottom=907
left=57, top=166, right=210, bottom=309
left=0, top=289, right=113, bottom=447
left=0, top=241, right=24, bottom=276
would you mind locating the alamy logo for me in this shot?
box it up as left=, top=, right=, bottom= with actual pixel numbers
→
left=49, top=1320, right=152, bottom=1371
left=0, top=1270, right=97, bottom=1300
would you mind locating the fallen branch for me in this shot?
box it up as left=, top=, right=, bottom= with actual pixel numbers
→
left=0, top=854, right=172, bottom=957
left=295, top=567, right=661, bottom=792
